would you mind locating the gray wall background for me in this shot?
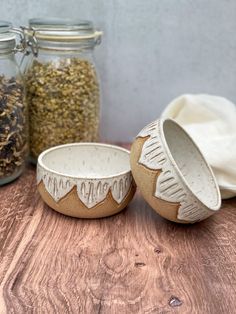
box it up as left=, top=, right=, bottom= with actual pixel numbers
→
left=3, top=0, right=236, bottom=141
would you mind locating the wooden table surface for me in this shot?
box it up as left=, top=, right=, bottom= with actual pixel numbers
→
left=0, top=148, right=236, bottom=313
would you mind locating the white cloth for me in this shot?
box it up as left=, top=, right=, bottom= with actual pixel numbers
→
left=161, top=94, right=236, bottom=199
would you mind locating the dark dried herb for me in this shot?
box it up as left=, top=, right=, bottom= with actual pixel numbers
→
left=26, top=58, right=100, bottom=160
left=0, top=76, right=28, bottom=181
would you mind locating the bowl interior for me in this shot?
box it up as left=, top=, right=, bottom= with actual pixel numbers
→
left=39, top=143, right=131, bottom=178
left=163, top=119, right=221, bottom=210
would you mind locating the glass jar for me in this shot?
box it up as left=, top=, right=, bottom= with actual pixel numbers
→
left=0, top=21, right=28, bottom=185
left=23, top=18, right=102, bottom=162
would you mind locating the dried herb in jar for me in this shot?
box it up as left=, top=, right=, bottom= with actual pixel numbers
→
left=26, top=58, right=100, bottom=160
left=0, top=76, right=28, bottom=179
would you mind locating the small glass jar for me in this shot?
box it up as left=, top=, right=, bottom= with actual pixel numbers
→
left=23, top=18, right=102, bottom=162
left=0, top=21, right=28, bottom=185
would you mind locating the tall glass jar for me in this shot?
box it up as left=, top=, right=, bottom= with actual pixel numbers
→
left=24, top=18, right=102, bottom=162
left=0, top=21, right=28, bottom=185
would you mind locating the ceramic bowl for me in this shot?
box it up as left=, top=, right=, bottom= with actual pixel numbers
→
left=130, top=118, right=221, bottom=223
left=37, top=143, right=136, bottom=218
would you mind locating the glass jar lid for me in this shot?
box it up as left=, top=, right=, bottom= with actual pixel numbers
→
left=0, top=21, right=16, bottom=51
left=0, top=21, right=27, bottom=54
left=0, top=20, right=13, bottom=33
left=27, top=18, right=102, bottom=45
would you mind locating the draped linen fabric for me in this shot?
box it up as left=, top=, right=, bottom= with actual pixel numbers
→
left=161, top=94, right=236, bottom=199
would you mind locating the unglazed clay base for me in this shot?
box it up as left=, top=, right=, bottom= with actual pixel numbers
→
left=38, top=183, right=136, bottom=218
left=37, top=143, right=136, bottom=218
left=130, top=119, right=221, bottom=223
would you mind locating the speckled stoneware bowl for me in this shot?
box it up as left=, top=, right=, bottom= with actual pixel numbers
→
left=37, top=143, right=136, bottom=218
left=130, top=118, right=221, bottom=223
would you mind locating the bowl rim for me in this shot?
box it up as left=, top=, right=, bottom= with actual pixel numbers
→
left=159, top=118, right=221, bottom=212
left=37, top=142, right=132, bottom=180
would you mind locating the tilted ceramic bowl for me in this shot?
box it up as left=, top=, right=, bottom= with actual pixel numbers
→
left=37, top=143, right=136, bottom=218
left=130, top=118, right=221, bottom=223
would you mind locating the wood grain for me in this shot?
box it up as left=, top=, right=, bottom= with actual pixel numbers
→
left=0, top=146, right=236, bottom=313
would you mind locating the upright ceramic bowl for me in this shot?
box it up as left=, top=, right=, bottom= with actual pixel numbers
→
left=130, top=118, right=221, bottom=223
left=37, top=143, right=136, bottom=218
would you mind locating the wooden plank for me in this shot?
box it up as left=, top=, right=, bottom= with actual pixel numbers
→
left=0, top=160, right=236, bottom=313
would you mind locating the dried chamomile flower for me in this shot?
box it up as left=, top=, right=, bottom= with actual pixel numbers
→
left=26, top=58, right=100, bottom=160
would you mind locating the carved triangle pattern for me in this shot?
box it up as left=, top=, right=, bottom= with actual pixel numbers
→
left=37, top=165, right=133, bottom=209
left=137, top=120, right=211, bottom=222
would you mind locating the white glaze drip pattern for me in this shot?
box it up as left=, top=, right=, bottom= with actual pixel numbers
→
left=37, top=165, right=132, bottom=208
left=137, top=120, right=211, bottom=222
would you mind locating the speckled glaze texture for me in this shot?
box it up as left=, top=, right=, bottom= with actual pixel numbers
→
left=37, top=165, right=133, bottom=208
left=136, top=119, right=221, bottom=222
left=37, top=143, right=134, bottom=214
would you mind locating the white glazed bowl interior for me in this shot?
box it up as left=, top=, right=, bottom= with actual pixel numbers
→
left=38, top=143, right=131, bottom=178
left=162, top=119, right=221, bottom=211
